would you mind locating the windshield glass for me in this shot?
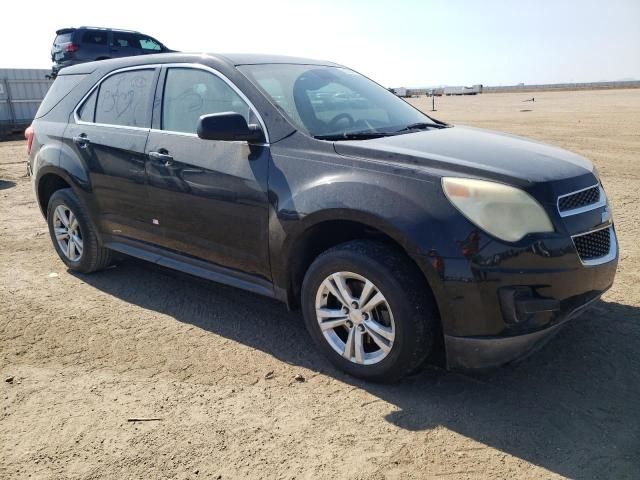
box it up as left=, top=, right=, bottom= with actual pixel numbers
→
left=238, top=64, right=440, bottom=139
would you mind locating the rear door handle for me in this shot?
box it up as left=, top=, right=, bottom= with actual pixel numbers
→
left=73, top=135, right=90, bottom=148
left=148, top=150, right=174, bottom=166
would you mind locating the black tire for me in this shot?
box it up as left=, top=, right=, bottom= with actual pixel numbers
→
left=301, top=240, right=437, bottom=382
left=47, top=188, right=112, bottom=273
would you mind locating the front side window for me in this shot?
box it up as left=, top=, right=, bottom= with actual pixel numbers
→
left=162, top=68, right=251, bottom=134
left=112, top=32, right=139, bottom=49
left=238, top=64, right=439, bottom=139
left=94, top=69, right=155, bottom=128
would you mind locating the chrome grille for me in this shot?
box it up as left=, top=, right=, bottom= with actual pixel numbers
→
left=558, top=185, right=600, bottom=213
left=573, top=227, right=611, bottom=261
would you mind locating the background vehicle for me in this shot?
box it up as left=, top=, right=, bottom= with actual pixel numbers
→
left=51, top=27, right=170, bottom=76
left=27, top=53, right=618, bottom=382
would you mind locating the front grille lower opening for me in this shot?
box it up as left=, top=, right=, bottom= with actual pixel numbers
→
left=573, top=228, right=611, bottom=260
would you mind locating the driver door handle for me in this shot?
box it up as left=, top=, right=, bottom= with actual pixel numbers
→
left=148, top=150, right=174, bottom=166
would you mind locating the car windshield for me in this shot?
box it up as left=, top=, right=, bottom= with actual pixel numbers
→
left=238, top=64, right=442, bottom=139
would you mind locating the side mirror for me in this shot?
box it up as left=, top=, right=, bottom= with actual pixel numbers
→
left=196, top=112, right=264, bottom=143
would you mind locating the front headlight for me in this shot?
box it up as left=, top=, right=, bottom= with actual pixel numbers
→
left=442, top=177, right=554, bottom=242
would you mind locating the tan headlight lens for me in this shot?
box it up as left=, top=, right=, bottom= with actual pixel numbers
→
left=442, top=177, right=554, bottom=242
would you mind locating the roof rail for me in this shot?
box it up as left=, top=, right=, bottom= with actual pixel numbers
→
left=78, top=26, right=140, bottom=33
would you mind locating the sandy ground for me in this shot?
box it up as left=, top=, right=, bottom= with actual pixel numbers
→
left=1, top=89, right=639, bottom=479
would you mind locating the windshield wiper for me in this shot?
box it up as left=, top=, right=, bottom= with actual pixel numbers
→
left=314, top=122, right=449, bottom=141
left=394, top=122, right=448, bottom=133
left=314, top=131, right=398, bottom=141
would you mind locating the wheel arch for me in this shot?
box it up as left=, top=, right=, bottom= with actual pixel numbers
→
left=35, top=168, right=75, bottom=217
left=279, top=211, right=448, bottom=365
left=279, top=209, right=441, bottom=310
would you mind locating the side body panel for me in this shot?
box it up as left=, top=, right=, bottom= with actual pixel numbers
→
left=60, top=66, right=159, bottom=242
left=142, top=63, right=273, bottom=279
left=63, top=121, right=152, bottom=241
left=144, top=132, right=271, bottom=279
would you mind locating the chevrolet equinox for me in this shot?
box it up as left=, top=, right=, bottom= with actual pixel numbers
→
left=27, top=53, right=618, bottom=381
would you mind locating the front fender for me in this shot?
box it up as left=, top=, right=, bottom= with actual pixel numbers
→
left=268, top=147, right=461, bottom=328
left=274, top=178, right=431, bottom=257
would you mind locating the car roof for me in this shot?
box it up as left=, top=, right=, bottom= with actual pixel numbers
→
left=58, top=52, right=342, bottom=75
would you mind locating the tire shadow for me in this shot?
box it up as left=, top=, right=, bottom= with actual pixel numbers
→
left=0, top=179, right=16, bottom=190
left=73, top=257, right=640, bottom=479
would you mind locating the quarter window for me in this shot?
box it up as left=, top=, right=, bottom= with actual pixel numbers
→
left=94, top=69, right=155, bottom=128
left=162, top=68, right=251, bottom=134
left=35, top=74, right=85, bottom=119
left=77, top=88, right=98, bottom=122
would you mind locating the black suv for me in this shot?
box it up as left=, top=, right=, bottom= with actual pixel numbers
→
left=51, top=27, right=169, bottom=76
left=27, top=53, right=618, bottom=381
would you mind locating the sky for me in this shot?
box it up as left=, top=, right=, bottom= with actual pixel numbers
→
left=1, top=0, right=639, bottom=88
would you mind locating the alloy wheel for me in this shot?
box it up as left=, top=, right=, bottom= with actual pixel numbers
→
left=52, top=204, right=83, bottom=262
left=315, top=271, right=395, bottom=365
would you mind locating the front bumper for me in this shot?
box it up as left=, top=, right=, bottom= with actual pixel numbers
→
left=432, top=227, right=618, bottom=370
left=444, top=291, right=605, bottom=370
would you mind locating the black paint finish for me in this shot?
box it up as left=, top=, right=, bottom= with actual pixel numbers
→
left=29, top=53, right=618, bottom=369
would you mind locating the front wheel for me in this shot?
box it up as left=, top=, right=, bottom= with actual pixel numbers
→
left=301, top=241, right=438, bottom=382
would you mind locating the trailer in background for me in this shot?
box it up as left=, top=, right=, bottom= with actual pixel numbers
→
left=0, top=69, right=53, bottom=138
left=391, top=87, right=409, bottom=97
left=444, top=86, right=464, bottom=96
left=444, top=85, right=483, bottom=96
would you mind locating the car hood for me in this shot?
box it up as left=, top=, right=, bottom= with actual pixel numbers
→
left=332, top=125, right=594, bottom=186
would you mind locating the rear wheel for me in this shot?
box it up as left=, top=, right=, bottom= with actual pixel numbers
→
left=47, top=188, right=112, bottom=273
left=301, top=240, right=437, bottom=382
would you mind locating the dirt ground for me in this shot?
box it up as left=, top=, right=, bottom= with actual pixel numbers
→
left=1, top=89, right=639, bottom=480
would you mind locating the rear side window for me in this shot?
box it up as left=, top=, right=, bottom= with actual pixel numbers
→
left=94, top=69, right=155, bottom=128
left=81, top=30, right=108, bottom=45
left=35, top=74, right=86, bottom=119
left=162, top=68, right=251, bottom=134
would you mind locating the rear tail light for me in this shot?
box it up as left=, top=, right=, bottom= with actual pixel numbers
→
left=63, top=43, right=79, bottom=53
left=25, top=125, right=34, bottom=155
